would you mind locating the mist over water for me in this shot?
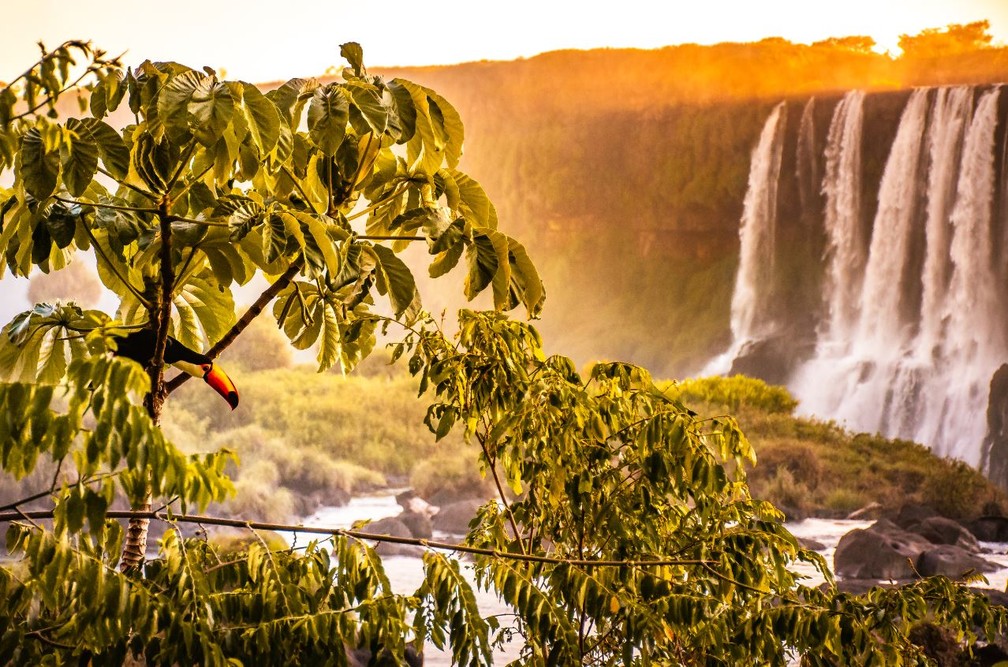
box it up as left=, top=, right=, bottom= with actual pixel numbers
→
left=715, top=86, right=1008, bottom=467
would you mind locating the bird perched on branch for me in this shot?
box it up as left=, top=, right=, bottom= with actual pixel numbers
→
left=112, top=329, right=239, bottom=410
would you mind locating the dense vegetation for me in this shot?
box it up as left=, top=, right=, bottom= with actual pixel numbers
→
left=0, top=38, right=1007, bottom=667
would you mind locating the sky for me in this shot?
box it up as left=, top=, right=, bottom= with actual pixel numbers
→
left=1, top=0, right=1007, bottom=83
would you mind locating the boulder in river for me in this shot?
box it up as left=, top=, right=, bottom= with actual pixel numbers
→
left=915, top=545, right=1000, bottom=578
left=432, top=498, right=486, bottom=535
left=910, top=517, right=980, bottom=552
left=834, top=519, right=934, bottom=580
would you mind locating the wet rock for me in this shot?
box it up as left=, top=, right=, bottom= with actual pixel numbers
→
left=400, top=510, right=433, bottom=540
left=983, top=364, right=1008, bottom=492
left=432, top=499, right=486, bottom=535
left=911, top=516, right=980, bottom=552
left=798, top=537, right=826, bottom=551
left=366, top=516, right=423, bottom=557
left=892, top=504, right=939, bottom=530
left=834, top=519, right=934, bottom=580
left=728, top=335, right=808, bottom=386
left=915, top=545, right=1000, bottom=578
left=969, top=515, right=1008, bottom=542
left=846, top=502, right=883, bottom=520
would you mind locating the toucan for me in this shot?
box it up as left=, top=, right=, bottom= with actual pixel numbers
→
left=112, top=330, right=239, bottom=410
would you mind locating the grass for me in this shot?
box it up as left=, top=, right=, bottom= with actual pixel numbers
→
left=156, top=358, right=1005, bottom=524
left=671, top=376, right=1007, bottom=520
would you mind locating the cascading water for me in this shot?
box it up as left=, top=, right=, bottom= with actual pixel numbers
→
left=818, top=90, right=866, bottom=348
left=915, top=87, right=1006, bottom=461
left=702, top=102, right=787, bottom=374
left=714, top=85, right=1008, bottom=468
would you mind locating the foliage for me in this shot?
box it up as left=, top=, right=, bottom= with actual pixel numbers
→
left=398, top=310, right=1008, bottom=665
left=166, top=365, right=465, bottom=476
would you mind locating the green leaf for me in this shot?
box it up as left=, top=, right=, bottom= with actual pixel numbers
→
left=240, top=83, right=280, bottom=154
left=131, top=132, right=175, bottom=193
left=464, top=231, right=501, bottom=300
left=453, top=171, right=498, bottom=230
left=340, top=43, right=365, bottom=77
left=45, top=203, right=78, bottom=249
left=72, top=118, right=129, bottom=179
left=386, top=80, right=416, bottom=144
left=372, top=244, right=419, bottom=318
left=214, top=195, right=265, bottom=242
left=347, top=82, right=387, bottom=136
left=61, top=123, right=99, bottom=196
left=20, top=128, right=60, bottom=199
left=308, top=84, right=349, bottom=156
left=159, top=69, right=235, bottom=146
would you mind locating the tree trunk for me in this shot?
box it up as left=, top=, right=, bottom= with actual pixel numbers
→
left=119, top=496, right=152, bottom=572
left=119, top=202, right=174, bottom=572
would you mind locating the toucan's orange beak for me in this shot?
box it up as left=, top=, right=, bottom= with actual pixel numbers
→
left=204, top=364, right=239, bottom=410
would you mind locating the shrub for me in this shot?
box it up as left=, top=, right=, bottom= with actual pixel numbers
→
left=665, top=375, right=798, bottom=414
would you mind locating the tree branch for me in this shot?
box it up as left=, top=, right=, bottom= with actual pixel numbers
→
left=0, top=508, right=714, bottom=569
left=165, top=260, right=302, bottom=394
left=53, top=195, right=160, bottom=216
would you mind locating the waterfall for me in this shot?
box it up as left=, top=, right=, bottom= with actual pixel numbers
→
left=916, top=87, right=973, bottom=359
left=796, top=97, right=818, bottom=226
left=818, top=90, right=866, bottom=349
left=717, top=86, right=1007, bottom=467
left=915, top=87, right=1005, bottom=461
left=729, top=101, right=787, bottom=342
left=702, top=102, right=787, bottom=374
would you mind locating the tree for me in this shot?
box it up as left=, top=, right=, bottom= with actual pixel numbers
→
left=0, top=42, right=1004, bottom=667
left=0, top=39, right=543, bottom=569
left=898, top=21, right=995, bottom=58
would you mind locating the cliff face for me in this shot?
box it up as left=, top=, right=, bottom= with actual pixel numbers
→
left=370, top=42, right=1008, bottom=376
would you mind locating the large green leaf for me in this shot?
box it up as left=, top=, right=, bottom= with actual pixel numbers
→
left=347, top=82, right=388, bottom=136
left=464, top=230, right=502, bottom=300
left=131, top=132, right=176, bottom=193
left=426, top=91, right=463, bottom=169
left=386, top=80, right=417, bottom=144
left=158, top=69, right=235, bottom=146
left=453, top=171, right=498, bottom=230
left=20, top=128, right=60, bottom=199
left=308, top=84, right=349, bottom=156
left=61, top=121, right=99, bottom=196
left=70, top=118, right=129, bottom=179
left=267, top=77, right=319, bottom=126
left=340, top=42, right=365, bottom=77
left=89, top=70, right=126, bottom=120
left=239, top=83, right=280, bottom=155
left=214, top=195, right=265, bottom=242
left=372, top=244, right=419, bottom=319
left=173, top=269, right=236, bottom=348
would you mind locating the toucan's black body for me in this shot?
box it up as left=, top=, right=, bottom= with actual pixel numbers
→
left=113, top=330, right=239, bottom=409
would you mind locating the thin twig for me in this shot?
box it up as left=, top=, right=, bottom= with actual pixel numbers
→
left=53, top=195, right=159, bottom=216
